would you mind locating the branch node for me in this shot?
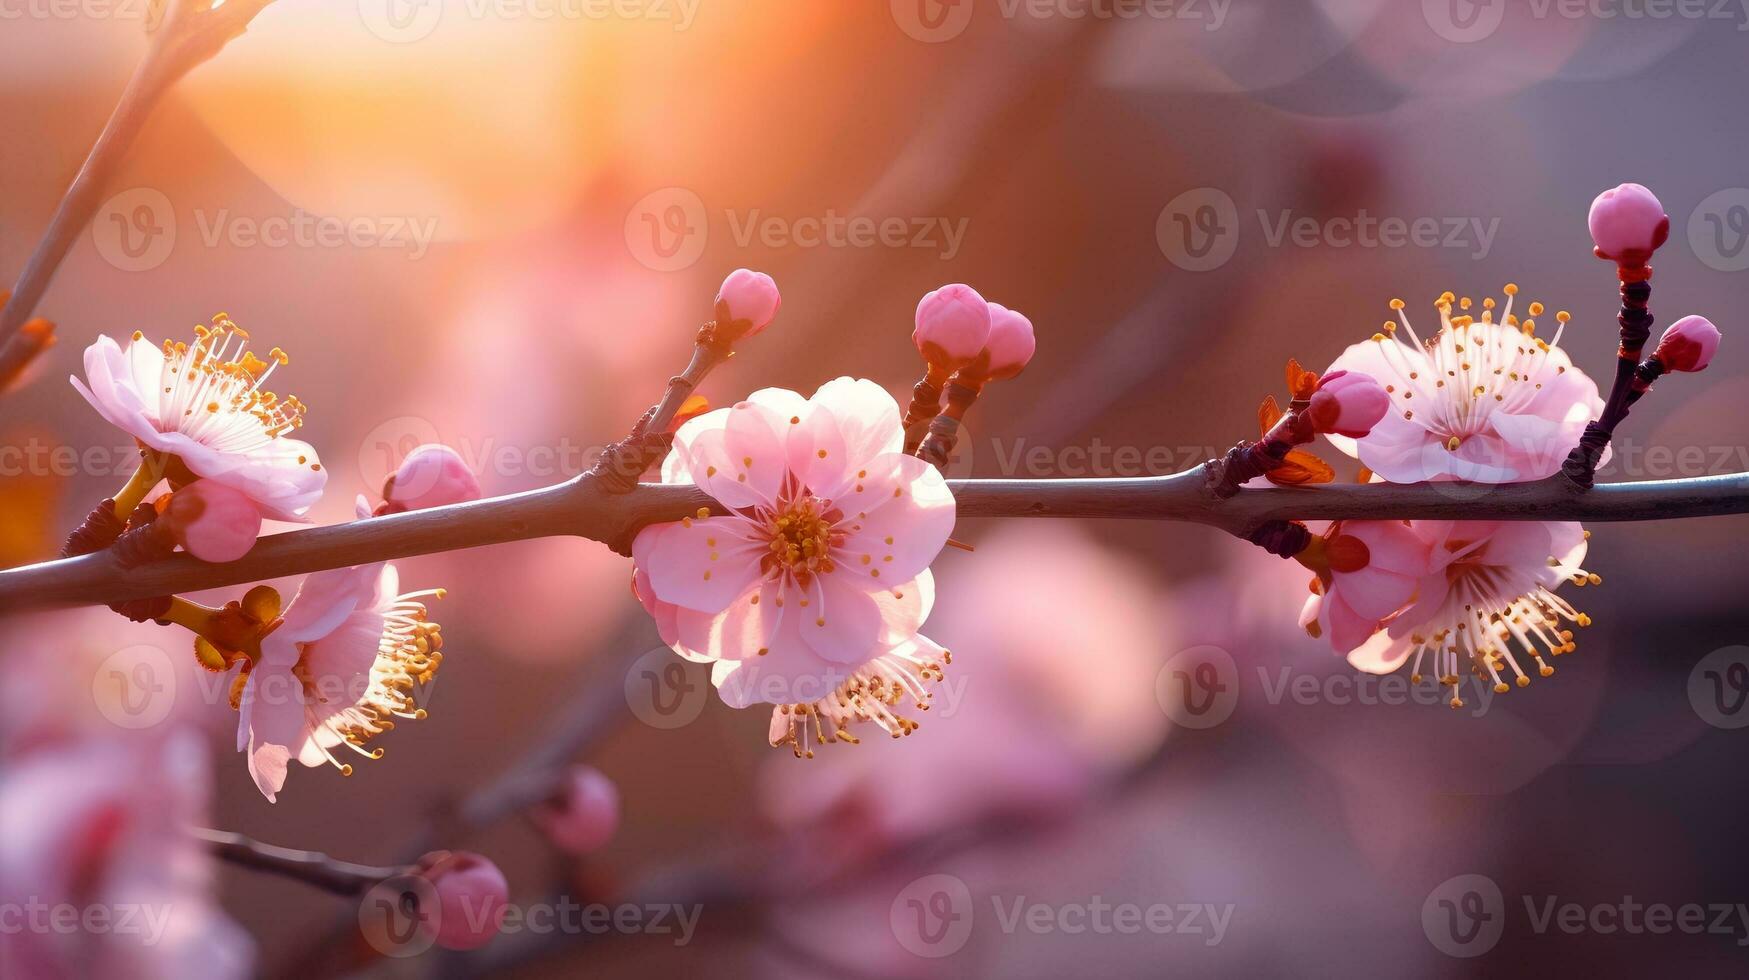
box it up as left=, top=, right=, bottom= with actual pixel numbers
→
left=1247, top=520, right=1312, bottom=559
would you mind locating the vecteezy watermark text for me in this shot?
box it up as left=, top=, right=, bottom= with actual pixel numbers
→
left=1157, top=188, right=1501, bottom=272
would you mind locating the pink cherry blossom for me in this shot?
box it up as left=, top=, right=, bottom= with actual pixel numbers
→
left=70, top=317, right=325, bottom=521
left=1654, top=315, right=1721, bottom=373
left=1306, top=370, right=1389, bottom=438
left=162, top=479, right=264, bottom=563
left=1343, top=521, right=1592, bottom=708
left=419, top=851, right=509, bottom=952
left=716, top=268, right=782, bottom=337
left=632, top=379, right=956, bottom=755
left=1324, top=288, right=1604, bottom=483
left=0, top=734, right=253, bottom=979
left=384, top=443, right=482, bottom=513
left=912, top=284, right=992, bottom=371
left=971, top=302, right=1036, bottom=382
left=237, top=563, right=445, bottom=802
left=1299, top=520, right=1431, bottom=654
left=1587, top=182, right=1669, bottom=265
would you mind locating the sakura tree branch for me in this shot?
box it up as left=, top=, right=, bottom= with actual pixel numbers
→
left=0, top=0, right=277, bottom=384
left=4, top=468, right=1748, bottom=613
left=193, top=827, right=409, bottom=896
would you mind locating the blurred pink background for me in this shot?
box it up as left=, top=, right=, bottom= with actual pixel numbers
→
left=5, top=2, right=1749, bottom=977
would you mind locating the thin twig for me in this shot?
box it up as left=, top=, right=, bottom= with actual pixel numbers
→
left=0, top=0, right=276, bottom=383
left=3, top=468, right=1747, bottom=613
left=195, top=826, right=408, bottom=896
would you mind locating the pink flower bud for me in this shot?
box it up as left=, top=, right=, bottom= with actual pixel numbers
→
left=1655, top=315, right=1721, bottom=373
left=419, top=851, right=509, bottom=952
left=162, top=480, right=263, bottom=562
left=716, top=269, right=781, bottom=337
left=1588, top=183, right=1669, bottom=265
left=974, top=302, right=1037, bottom=382
left=913, top=284, right=993, bottom=371
left=532, top=765, right=621, bottom=856
left=1307, top=370, right=1390, bottom=438
left=385, top=444, right=481, bottom=513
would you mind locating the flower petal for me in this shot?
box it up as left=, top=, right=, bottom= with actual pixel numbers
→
left=643, top=517, right=763, bottom=613
left=835, top=454, right=955, bottom=586
left=799, top=572, right=884, bottom=665
left=1346, top=626, right=1415, bottom=675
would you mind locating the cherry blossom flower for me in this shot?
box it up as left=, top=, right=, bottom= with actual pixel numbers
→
left=70, top=315, right=325, bottom=521
left=1323, top=286, right=1604, bottom=483
left=0, top=734, right=253, bottom=979
left=1297, top=520, right=1431, bottom=654
left=236, top=563, right=445, bottom=802
left=631, top=379, right=956, bottom=756
left=1341, top=521, right=1594, bottom=708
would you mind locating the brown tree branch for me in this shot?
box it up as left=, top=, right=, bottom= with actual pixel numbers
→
left=194, top=827, right=408, bottom=896
left=3, top=468, right=1747, bottom=613
left=0, top=0, right=277, bottom=383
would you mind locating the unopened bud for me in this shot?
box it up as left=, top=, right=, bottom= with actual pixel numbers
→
left=716, top=269, right=781, bottom=337
left=1653, top=315, right=1721, bottom=373
left=162, top=480, right=263, bottom=563
left=1587, top=182, right=1669, bottom=266
left=384, top=444, right=481, bottom=513
left=1307, top=370, right=1390, bottom=438
left=531, top=765, right=621, bottom=856
left=913, top=283, right=992, bottom=371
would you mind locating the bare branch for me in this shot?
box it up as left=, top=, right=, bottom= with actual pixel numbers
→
left=3, top=467, right=1747, bottom=613
left=0, top=0, right=277, bottom=382
left=194, top=826, right=407, bottom=896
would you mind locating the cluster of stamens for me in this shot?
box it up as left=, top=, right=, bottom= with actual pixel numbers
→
left=150, top=314, right=308, bottom=446
left=1370, top=285, right=1573, bottom=452
left=1405, top=544, right=1596, bottom=709
left=295, top=592, right=446, bottom=776
left=771, top=646, right=952, bottom=758
left=764, top=495, right=839, bottom=582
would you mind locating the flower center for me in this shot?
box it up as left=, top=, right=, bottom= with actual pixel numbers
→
left=1372, top=286, right=1574, bottom=445
left=154, top=314, right=306, bottom=441
left=764, top=495, right=839, bottom=580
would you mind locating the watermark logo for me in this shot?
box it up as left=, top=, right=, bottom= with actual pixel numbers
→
left=724, top=210, right=969, bottom=261
left=356, top=415, right=445, bottom=497
left=1689, top=645, right=1749, bottom=730
left=1422, top=0, right=1507, bottom=43
left=891, top=873, right=975, bottom=958
left=358, top=0, right=444, bottom=43
left=0, top=900, right=175, bottom=944
left=93, top=187, right=176, bottom=273
left=891, top=0, right=975, bottom=42
left=1156, top=644, right=1239, bottom=729
left=358, top=873, right=441, bottom=957
left=1156, top=187, right=1239, bottom=273
left=624, top=646, right=710, bottom=729
left=1158, top=190, right=1502, bottom=272
left=625, top=187, right=709, bottom=272
left=1689, top=189, right=1749, bottom=273
left=92, top=644, right=177, bottom=730
left=1422, top=873, right=1506, bottom=957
